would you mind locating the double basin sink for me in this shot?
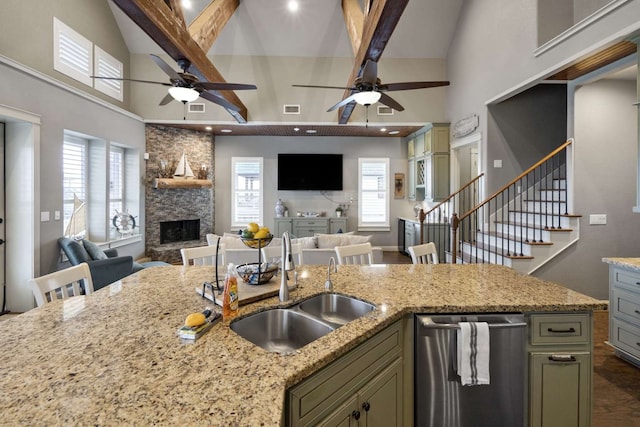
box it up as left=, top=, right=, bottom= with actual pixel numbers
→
left=230, top=293, right=376, bottom=354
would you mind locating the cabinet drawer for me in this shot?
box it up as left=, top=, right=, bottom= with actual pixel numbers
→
left=295, top=219, right=328, bottom=227
left=611, top=318, right=640, bottom=360
left=612, top=267, right=640, bottom=290
left=611, top=287, right=640, bottom=326
left=530, top=314, right=589, bottom=345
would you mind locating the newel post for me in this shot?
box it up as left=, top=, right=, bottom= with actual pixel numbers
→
left=451, top=213, right=459, bottom=264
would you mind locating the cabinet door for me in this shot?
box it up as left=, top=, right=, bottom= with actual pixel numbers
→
left=359, top=358, right=403, bottom=427
left=274, top=219, right=293, bottom=236
left=407, top=160, right=416, bottom=201
left=317, top=395, right=359, bottom=427
left=330, top=219, right=347, bottom=234
left=529, top=352, right=590, bottom=427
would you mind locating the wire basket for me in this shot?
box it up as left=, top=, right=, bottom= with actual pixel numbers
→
left=236, top=263, right=278, bottom=285
left=240, top=236, right=273, bottom=249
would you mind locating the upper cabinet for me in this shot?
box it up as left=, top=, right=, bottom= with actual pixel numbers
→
left=406, top=123, right=450, bottom=202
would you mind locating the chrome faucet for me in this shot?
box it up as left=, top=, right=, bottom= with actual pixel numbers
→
left=279, top=231, right=296, bottom=301
left=325, top=257, right=337, bottom=291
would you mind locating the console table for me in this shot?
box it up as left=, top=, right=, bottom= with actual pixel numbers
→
left=274, top=217, right=347, bottom=237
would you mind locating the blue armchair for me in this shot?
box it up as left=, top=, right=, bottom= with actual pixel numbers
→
left=58, top=237, right=134, bottom=291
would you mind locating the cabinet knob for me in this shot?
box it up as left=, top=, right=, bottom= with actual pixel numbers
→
left=362, top=401, right=371, bottom=412
left=352, top=410, right=361, bottom=420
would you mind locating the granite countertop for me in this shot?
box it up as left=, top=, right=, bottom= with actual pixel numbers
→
left=603, top=257, right=640, bottom=272
left=0, top=264, right=605, bottom=426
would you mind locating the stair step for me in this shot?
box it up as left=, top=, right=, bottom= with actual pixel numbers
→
left=495, top=220, right=574, bottom=232
left=481, top=230, right=554, bottom=245
left=469, top=240, right=538, bottom=257
left=459, top=242, right=534, bottom=261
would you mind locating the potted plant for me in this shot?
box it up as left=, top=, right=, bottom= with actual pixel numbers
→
left=335, top=206, right=344, bottom=218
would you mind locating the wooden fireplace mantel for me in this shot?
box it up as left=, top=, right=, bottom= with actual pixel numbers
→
left=153, top=178, right=213, bottom=189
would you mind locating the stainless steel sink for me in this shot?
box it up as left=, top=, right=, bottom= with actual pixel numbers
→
left=230, top=309, right=334, bottom=354
left=295, top=294, right=376, bottom=328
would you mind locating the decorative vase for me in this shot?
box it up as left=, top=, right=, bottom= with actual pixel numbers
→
left=275, top=199, right=285, bottom=217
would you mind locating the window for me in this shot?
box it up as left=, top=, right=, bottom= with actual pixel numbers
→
left=109, top=146, right=124, bottom=218
left=231, top=157, right=263, bottom=228
left=94, top=46, right=123, bottom=101
left=63, top=136, right=87, bottom=237
left=358, top=158, right=390, bottom=230
left=53, top=18, right=92, bottom=86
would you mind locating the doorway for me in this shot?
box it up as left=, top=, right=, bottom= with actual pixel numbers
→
left=451, top=132, right=483, bottom=213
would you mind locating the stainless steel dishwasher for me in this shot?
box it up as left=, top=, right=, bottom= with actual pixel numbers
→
left=415, top=313, right=526, bottom=427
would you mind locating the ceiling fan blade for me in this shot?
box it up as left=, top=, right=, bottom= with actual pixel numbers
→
left=382, top=81, right=450, bottom=91
left=91, top=76, right=171, bottom=86
left=159, top=93, right=175, bottom=106
left=327, top=94, right=359, bottom=112
left=361, top=60, right=378, bottom=84
left=293, top=84, right=356, bottom=90
left=199, top=90, right=241, bottom=112
left=378, top=93, right=405, bottom=111
left=196, top=82, right=257, bottom=91
left=149, top=54, right=185, bottom=83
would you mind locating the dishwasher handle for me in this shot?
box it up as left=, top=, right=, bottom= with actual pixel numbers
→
left=417, top=315, right=526, bottom=331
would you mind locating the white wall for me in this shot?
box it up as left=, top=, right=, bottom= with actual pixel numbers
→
left=215, top=136, right=417, bottom=249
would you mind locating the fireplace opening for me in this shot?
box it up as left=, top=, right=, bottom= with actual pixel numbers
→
left=160, top=219, right=200, bottom=244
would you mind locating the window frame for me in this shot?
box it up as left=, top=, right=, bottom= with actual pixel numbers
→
left=62, top=135, right=88, bottom=237
left=94, top=46, right=124, bottom=101
left=231, top=157, right=264, bottom=229
left=358, top=157, right=390, bottom=231
left=53, top=17, right=93, bottom=86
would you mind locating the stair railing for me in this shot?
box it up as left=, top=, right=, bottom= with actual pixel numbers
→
left=451, top=139, right=574, bottom=265
left=418, top=173, right=484, bottom=263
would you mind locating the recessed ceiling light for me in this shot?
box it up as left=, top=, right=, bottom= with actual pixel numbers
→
left=205, top=126, right=212, bottom=131
left=181, top=0, right=192, bottom=9
left=388, top=130, right=400, bottom=135
left=220, top=129, right=232, bottom=133
left=293, top=127, right=300, bottom=132
left=287, top=1, right=299, bottom=12
left=380, top=128, right=387, bottom=132
left=306, top=129, right=317, bottom=134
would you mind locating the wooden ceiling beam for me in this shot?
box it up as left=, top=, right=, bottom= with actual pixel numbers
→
left=111, top=0, right=249, bottom=123
left=342, top=0, right=365, bottom=56
left=168, top=0, right=186, bottom=29
left=338, top=0, right=409, bottom=124
left=546, top=41, right=637, bottom=81
left=189, top=0, right=239, bottom=53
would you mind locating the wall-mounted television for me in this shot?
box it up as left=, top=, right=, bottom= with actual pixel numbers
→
left=278, top=153, right=343, bottom=191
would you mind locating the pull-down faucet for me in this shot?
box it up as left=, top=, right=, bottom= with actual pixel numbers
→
left=325, top=257, right=337, bottom=291
left=279, top=231, right=296, bottom=302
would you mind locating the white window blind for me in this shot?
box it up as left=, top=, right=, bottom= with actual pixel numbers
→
left=53, top=18, right=92, bottom=86
left=109, top=147, right=124, bottom=217
left=94, top=46, right=123, bottom=101
left=63, top=136, right=87, bottom=234
left=231, top=157, right=263, bottom=228
left=358, top=158, right=390, bottom=230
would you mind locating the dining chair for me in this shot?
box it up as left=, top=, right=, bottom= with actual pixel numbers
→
left=335, top=242, right=374, bottom=265
left=29, top=262, right=94, bottom=307
left=408, top=242, right=439, bottom=265
left=180, top=244, right=226, bottom=267
left=261, top=243, right=303, bottom=266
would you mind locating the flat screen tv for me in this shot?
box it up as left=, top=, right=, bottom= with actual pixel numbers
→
left=278, top=154, right=343, bottom=191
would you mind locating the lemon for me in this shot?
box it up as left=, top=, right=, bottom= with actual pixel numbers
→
left=259, top=226, right=270, bottom=234
left=254, top=230, right=269, bottom=239
left=247, top=222, right=259, bottom=233
left=185, top=312, right=206, bottom=328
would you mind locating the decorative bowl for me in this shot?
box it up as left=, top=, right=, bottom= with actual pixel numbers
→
left=236, top=263, right=278, bottom=285
left=240, top=235, right=273, bottom=249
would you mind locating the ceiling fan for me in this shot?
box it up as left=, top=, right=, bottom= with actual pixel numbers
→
left=92, top=54, right=257, bottom=111
left=293, top=59, right=449, bottom=112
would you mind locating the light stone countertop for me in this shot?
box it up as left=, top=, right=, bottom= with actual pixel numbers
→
left=602, top=257, right=640, bottom=272
left=0, top=264, right=605, bottom=426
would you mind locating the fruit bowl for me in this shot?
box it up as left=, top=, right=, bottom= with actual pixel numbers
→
left=241, top=235, right=273, bottom=249
left=236, top=263, right=278, bottom=285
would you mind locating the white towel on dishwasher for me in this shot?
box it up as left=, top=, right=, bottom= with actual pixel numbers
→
left=457, top=322, right=490, bottom=386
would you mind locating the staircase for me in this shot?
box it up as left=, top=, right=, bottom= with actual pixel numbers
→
left=423, top=139, right=579, bottom=275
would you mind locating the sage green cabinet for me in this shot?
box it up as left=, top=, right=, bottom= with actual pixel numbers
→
left=287, top=321, right=403, bottom=426
left=330, top=218, right=347, bottom=234
left=274, top=218, right=348, bottom=237
left=274, top=218, right=293, bottom=236
left=406, top=123, right=449, bottom=203
left=527, top=313, right=592, bottom=427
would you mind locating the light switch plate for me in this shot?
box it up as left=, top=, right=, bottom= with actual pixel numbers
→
left=40, top=211, right=50, bottom=222
left=54, top=210, right=61, bottom=220
left=589, top=214, right=607, bottom=225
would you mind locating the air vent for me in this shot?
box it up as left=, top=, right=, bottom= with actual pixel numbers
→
left=377, top=105, right=394, bottom=115
left=283, top=104, right=301, bottom=114
left=188, top=103, right=205, bottom=113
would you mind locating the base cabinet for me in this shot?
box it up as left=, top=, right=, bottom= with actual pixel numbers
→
left=527, top=313, right=592, bottom=427
left=607, top=264, right=640, bottom=366
left=274, top=218, right=348, bottom=237
left=287, top=321, right=403, bottom=426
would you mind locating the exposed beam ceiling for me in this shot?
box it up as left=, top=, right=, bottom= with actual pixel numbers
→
left=111, top=0, right=250, bottom=123
left=338, top=0, right=410, bottom=124
left=546, top=41, right=637, bottom=81
left=188, top=0, right=239, bottom=53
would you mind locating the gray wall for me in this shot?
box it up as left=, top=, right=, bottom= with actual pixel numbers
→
left=215, top=136, right=417, bottom=249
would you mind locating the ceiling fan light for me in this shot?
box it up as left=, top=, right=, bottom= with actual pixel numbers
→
left=353, top=91, right=382, bottom=106
left=168, top=87, right=199, bottom=103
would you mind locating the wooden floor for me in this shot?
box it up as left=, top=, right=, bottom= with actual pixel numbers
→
left=3, top=253, right=639, bottom=425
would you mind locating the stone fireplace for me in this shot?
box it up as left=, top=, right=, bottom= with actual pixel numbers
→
left=145, top=124, right=214, bottom=264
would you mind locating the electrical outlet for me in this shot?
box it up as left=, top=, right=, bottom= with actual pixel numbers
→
left=54, top=211, right=61, bottom=220
left=589, top=214, right=607, bottom=225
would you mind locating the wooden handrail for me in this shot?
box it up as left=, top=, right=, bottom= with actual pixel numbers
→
left=458, top=139, right=573, bottom=222
left=422, top=173, right=484, bottom=217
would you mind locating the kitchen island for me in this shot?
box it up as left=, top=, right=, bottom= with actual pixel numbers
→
left=0, top=264, right=605, bottom=425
